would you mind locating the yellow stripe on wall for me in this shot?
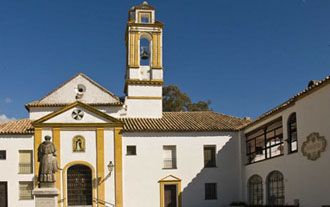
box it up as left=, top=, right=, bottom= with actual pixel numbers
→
left=34, top=128, right=42, bottom=187
left=96, top=128, right=105, bottom=206
left=114, top=127, right=123, bottom=207
left=52, top=128, right=61, bottom=206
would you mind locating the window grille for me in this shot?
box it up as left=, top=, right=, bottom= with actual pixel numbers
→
left=163, top=146, right=177, bottom=169
left=267, top=171, right=285, bottom=205
left=19, top=150, right=33, bottom=174
left=19, top=181, right=33, bottom=200
left=205, top=183, right=217, bottom=200
left=248, top=175, right=263, bottom=205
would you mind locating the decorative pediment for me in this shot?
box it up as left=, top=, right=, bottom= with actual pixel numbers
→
left=158, top=175, right=181, bottom=182
left=32, top=101, right=123, bottom=127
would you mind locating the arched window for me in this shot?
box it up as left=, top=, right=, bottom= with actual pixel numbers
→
left=287, top=113, right=298, bottom=153
left=267, top=171, right=284, bottom=205
left=140, top=37, right=151, bottom=66
left=248, top=175, right=263, bottom=205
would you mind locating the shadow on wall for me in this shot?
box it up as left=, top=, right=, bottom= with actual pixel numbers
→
left=181, top=134, right=241, bottom=207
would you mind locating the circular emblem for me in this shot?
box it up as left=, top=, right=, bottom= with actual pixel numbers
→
left=72, top=109, right=84, bottom=120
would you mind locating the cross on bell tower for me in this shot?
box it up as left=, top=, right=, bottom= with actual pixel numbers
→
left=124, top=1, right=164, bottom=118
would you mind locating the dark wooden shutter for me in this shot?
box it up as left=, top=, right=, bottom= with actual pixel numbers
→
left=164, top=185, right=177, bottom=207
left=0, top=182, right=8, bottom=207
left=204, top=146, right=216, bottom=167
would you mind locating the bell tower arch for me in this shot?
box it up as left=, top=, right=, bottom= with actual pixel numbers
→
left=124, top=1, right=164, bottom=118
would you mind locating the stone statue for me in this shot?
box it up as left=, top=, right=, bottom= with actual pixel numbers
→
left=37, top=135, right=61, bottom=187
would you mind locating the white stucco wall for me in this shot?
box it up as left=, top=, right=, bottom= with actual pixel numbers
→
left=44, top=107, right=109, bottom=123
left=0, top=135, right=34, bottom=207
left=151, top=69, right=163, bottom=80
left=242, top=84, right=330, bottom=207
left=104, top=130, right=116, bottom=206
left=29, top=107, right=61, bottom=120
left=122, top=131, right=241, bottom=207
left=59, top=128, right=116, bottom=206
left=126, top=85, right=162, bottom=97
left=29, top=106, right=125, bottom=120
left=39, top=74, right=119, bottom=105
left=125, top=98, right=162, bottom=118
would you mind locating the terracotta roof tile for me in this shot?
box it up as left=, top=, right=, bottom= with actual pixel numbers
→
left=120, top=111, right=250, bottom=132
left=0, top=112, right=250, bottom=135
left=0, top=119, right=34, bottom=135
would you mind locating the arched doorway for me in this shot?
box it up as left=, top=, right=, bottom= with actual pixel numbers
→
left=67, top=164, right=93, bottom=206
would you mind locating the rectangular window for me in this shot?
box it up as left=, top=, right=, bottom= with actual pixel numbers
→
left=19, top=150, right=33, bottom=174
left=246, top=118, right=283, bottom=164
left=163, top=146, right=177, bottom=169
left=205, top=183, right=217, bottom=200
left=126, top=145, right=137, bottom=156
left=19, top=181, right=33, bottom=200
left=288, top=113, right=298, bottom=153
left=204, top=145, right=216, bottom=167
left=0, top=150, right=6, bottom=160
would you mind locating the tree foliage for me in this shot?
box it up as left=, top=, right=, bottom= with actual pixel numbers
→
left=163, top=85, right=211, bottom=112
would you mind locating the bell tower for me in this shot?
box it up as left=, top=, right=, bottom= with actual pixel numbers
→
left=124, top=1, right=163, bottom=118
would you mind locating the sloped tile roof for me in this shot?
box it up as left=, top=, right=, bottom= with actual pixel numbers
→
left=0, top=119, right=34, bottom=135
left=0, top=112, right=250, bottom=135
left=120, top=111, right=250, bottom=132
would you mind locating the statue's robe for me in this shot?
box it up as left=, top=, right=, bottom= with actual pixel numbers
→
left=38, top=141, right=59, bottom=182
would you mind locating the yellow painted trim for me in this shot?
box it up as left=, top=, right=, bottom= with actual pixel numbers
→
left=128, top=66, right=140, bottom=69
left=126, top=79, right=163, bottom=85
left=128, top=22, right=164, bottom=28
left=159, top=175, right=182, bottom=207
left=52, top=128, right=61, bottom=206
left=158, top=33, right=162, bottom=68
left=96, top=128, right=105, bottom=206
left=114, top=127, right=123, bottom=207
left=138, top=11, right=152, bottom=23
left=34, top=128, right=42, bottom=187
left=62, top=161, right=97, bottom=207
left=152, top=33, right=158, bottom=68
left=152, top=66, right=163, bottom=70
left=33, top=123, right=123, bottom=128
left=32, top=101, right=123, bottom=126
left=127, top=96, right=162, bottom=100
left=134, top=32, right=139, bottom=67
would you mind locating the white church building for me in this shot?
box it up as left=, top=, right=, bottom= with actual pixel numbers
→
left=0, top=2, right=329, bottom=207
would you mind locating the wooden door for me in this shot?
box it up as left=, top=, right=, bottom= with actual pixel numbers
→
left=67, top=165, right=92, bottom=206
left=164, top=184, right=177, bottom=207
left=0, top=182, right=7, bottom=207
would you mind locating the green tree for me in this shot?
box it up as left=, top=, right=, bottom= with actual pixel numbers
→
left=163, top=85, right=211, bottom=112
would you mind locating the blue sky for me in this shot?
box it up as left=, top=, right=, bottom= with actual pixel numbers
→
left=0, top=0, right=329, bottom=120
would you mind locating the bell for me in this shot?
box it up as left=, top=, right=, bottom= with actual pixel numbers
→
left=140, top=47, right=149, bottom=60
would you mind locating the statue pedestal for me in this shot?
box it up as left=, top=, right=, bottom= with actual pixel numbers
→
left=33, top=187, right=59, bottom=207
